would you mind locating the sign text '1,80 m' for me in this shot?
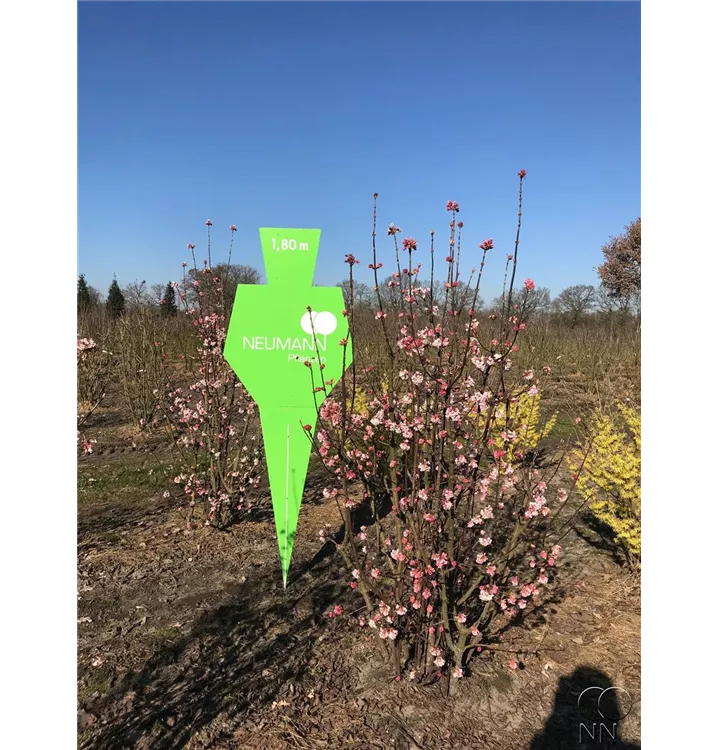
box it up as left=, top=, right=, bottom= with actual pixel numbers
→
left=272, top=238, right=310, bottom=252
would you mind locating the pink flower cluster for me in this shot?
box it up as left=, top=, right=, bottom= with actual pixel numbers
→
left=77, top=337, right=97, bottom=361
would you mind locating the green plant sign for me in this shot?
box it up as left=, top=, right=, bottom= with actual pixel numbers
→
left=224, top=229, right=352, bottom=585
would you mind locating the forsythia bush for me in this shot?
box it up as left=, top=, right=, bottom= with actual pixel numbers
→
left=350, top=375, right=388, bottom=418
left=485, top=390, right=557, bottom=463
left=573, top=402, right=641, bottom=569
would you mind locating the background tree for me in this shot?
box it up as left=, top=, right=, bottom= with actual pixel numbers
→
left=433, top=280, right=482, bottom=314
left=337, top=279, right=372, bottom=308
left=553, top=284, right=597, bottom=325
left=490, top=286, right=550, bottom=320
left=376, top=273, right=423, bottom=309
left=522, top=285, right=551, bottom=319
left=78, top=274, right=93, bottom=313
left=185, top=263, right=260, bottom=313
left=87, top=285, right=103, bottom=306
left=596, top=285, right=633, bottom=314
left=106, top=277, right=126, bottom=318
left=597, top=218, right=641, bottom=302
left=122, top=280, right=151, bottom=310
left=161, top=281, right=178, bottom=317
left=150, top=283, right=166, bottom=307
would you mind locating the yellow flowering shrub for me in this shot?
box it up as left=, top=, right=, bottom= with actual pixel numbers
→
left=352, top=386, right=371, bottom=418
left=573, top=403, right=641, bottom=569
left=482, top=391, right=558, bottom=461
left=349, top=375, right=389, bottom=418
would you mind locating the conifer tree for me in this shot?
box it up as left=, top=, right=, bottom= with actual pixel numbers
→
left=106, top=277, right=126, bottom=318
left=161, top=281, right=177, bottom=317
left=78, top=274, right=92, bottom=313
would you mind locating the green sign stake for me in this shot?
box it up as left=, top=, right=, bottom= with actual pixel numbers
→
left=224, top=229, right=352, bottom=586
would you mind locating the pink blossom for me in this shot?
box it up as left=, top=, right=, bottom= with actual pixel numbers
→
left=402, top=237, right=417, bottom=251
left=479, top=587, right=494, bottom=602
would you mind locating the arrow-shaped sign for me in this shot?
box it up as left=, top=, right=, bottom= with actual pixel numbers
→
left=224, top=229, right=352, bottom=585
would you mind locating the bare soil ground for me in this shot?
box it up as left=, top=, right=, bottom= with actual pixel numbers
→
left=78, top=405, right=640, bottom=749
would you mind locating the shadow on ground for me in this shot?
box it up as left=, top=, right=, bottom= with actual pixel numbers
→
left=78, top=499, right=177, bottom=546
left=79, top=550, right=349, bottom=749
left=573, top=513, right=629, bottom=566
left=530, top=666, right=640, bottom=749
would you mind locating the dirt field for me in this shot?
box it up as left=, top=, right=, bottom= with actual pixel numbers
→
left=78, top=404, right=640, bottom=750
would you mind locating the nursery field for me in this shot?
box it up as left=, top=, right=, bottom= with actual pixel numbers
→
left=78, top=307, right=640, bottom=750
left=75, top=3, right=644, bottom=744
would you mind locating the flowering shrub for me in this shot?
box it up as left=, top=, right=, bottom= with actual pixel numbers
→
left=309, top=172, right=584, bottom=682
left=158, top=224, right=264, bottom=529
left=77, top=336, right=113, bottom=427
left=116, top=309, right=167, bottom=430
left=572, top=402, right=641, bottom=569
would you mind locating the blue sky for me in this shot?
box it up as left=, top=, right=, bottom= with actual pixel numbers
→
left=78, top=1, right=640, bottom=302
